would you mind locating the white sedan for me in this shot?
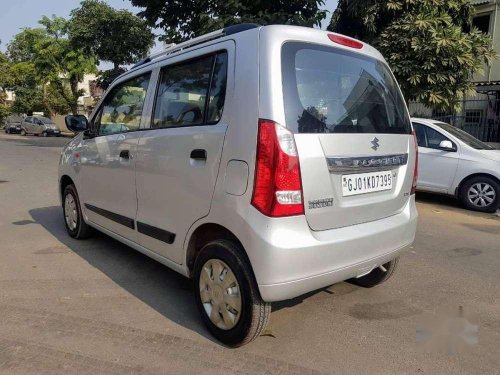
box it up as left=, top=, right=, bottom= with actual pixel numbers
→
left=411, top=118, right=500, bottom=213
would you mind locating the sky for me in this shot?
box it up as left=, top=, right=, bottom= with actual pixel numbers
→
left=0, top=0, right=339, bottom=55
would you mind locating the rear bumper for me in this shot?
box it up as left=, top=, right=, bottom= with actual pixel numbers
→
left=245, top=196, right=418, bottom=302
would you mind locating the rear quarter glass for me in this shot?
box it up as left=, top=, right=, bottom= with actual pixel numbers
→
left=281, top=42, right=411, bottom=135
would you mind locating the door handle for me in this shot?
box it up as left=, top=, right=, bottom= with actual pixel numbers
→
left=119, top=150, right=130, bottom=159
left=190, top=149, right=207, bottom=160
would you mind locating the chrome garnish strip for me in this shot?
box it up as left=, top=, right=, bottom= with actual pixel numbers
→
left=327, top=153, right=408, bottom=173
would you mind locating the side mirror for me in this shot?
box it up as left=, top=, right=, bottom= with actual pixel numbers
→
left=439, top=140, right=455, bottom=152
left=65, top=115, right=88, bottom=132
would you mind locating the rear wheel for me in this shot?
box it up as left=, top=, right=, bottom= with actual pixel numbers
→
left=459, top=176, right=500, bottom=213
left=62, top=184, right=92, bottom=239
left=193, top=240, right=271, bottom=347
left=348, top=258, right=399, bottom=288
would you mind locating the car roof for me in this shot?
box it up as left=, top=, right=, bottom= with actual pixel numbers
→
left=121, top=24, right=384, bottom=81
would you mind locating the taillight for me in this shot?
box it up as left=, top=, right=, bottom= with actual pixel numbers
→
left=251, top=119, right=304, bottom=217
left=411, top=130, right=418, bottom=195
left=328, top=34, right=364, bottom=49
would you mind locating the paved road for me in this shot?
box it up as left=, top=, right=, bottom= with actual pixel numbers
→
left=0, top=132, right=499, bottom=374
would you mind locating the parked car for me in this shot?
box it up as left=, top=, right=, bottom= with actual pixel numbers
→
left=4, top=115, right=23, bottom=134
left=412, top=118, right=500, bottom=213
left=59, top=24, right=418, bottom=346
left=21, top=116, right=61, bottom=137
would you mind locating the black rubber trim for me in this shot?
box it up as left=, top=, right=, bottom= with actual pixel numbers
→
left=137, top=222, right=176, bottom=244
left=84, top=204, right=135, bottom=229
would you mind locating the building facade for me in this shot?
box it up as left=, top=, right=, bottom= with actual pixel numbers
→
left=409, top=0, right=500, bottom=142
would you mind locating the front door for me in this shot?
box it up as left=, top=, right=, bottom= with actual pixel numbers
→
left=79, top=72, right=152, bottom=241
left=135, top=46, right=232, bottom=264
left=413, top=122, right=460, bottom=192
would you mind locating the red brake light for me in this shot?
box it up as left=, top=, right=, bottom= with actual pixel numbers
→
left=251, top=119, right=304, bottom=217
left=411, top=130, right=418, bottom=195
left=328, top=34, right=363, bottom=49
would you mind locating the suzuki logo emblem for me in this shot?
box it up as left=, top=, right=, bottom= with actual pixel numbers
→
left=371, top=137, right=380, bottom=151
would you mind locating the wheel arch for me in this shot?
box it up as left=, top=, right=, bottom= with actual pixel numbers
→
left=455, top=173, right=500, bottom=197
left=60, top=175, right=75, bottom=200
left=185, top=223, right=251, bottom=277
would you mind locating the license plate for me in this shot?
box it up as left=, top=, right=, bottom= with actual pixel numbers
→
left=342, top=170, right=393, bottom=197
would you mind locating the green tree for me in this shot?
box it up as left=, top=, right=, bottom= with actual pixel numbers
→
left=130, top=0, right=327, bottom=43
left=69, top=0, right=154, bottom=70
left=7, top=61, right=48, bottom=115
left=8, top=17, right=97, bottom=115
left=329, top=0, right=497, bottom=111
left=0, top=53, right=10, bottom=123
left=36, top=16, right=97, bottom=114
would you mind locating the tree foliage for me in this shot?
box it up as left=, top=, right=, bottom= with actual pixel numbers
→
left=69, top=0, right=154, bottom=70
left=130, top=0, right=327, bottom=43
left=7, top=16, right=97, bottom=115
left=329, top=0, right=497, bottom=110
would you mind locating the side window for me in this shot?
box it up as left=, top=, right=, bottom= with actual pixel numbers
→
left=425, top=126, right=449, bottom=149
left=412, top=123, right=427, bottom=147
left=206, top=52, right=228, bottom=123
left=152, top=51, right=228, bottom=128
left=96, top=73, right=151, bottom=136
left=25, top=117, right=32, bottom=124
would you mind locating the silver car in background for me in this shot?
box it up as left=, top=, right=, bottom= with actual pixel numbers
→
left=412, top=118, right=500, bottom=212
left=59, top=24, right=418, bottom=346
left=21, top=116, right=61, bottom=137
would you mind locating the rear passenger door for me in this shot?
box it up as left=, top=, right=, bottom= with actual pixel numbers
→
left=23, top=117, right=32, bottom=133
left=135, top=43, right=233, bottom=264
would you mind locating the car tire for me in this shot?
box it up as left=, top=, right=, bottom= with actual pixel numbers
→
left=459, top=176, right=500, bottom=213
left=20, top=129, right=26, bottom=136
left=348, top=258, right=399, bottom=288
left=5, top=128, right=9, bottom=134
left=62, top=184, right=93, bottom=239
left=41, top=131, right=47, bottom=137
left=193, top=240, right=271, bottom=347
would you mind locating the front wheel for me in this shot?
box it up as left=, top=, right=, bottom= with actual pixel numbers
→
left=193, top=240, right=271, bottom=347
left=348, top=258, right=399, bottom=288
left=20, top=129, right=26, bottom=136
left=62, top=184, right=92, bottom=239
left=460, top=176, right=500, bottom=213
left=41, top=131, right=47, bottom=137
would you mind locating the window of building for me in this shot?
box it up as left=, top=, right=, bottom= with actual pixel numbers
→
left=473, top=14, right=491, bottom=34
left=465, top=110, right=482, bottom=125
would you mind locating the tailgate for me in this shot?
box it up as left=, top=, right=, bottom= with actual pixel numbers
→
left=296, top=133, right=414, bottom=230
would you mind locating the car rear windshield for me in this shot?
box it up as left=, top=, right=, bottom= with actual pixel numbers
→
left=281, top=42, right=411, bottom=134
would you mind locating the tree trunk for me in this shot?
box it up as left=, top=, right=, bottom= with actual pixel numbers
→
left=69, top=77, right=79, bottom=115
left=113, top=62, right=120, bottom=71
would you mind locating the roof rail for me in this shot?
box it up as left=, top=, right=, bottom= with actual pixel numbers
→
left=132, top=23, right=260, bottom=69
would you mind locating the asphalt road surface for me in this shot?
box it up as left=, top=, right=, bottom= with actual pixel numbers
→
left=0, top=132, right=499, bottom=374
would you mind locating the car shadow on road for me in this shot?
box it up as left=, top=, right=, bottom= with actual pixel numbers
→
left=29, top=205, right=216, bottom=342
left=415, top=191, right=461, bottom=209
left=28, top=205, right=361, bottom=342
left=416, top=191, right=500, bottom=217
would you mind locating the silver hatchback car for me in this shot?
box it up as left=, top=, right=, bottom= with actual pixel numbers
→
left=21, top=116, right=61, bottom=137
left=59, top=24, right=418, bottom=346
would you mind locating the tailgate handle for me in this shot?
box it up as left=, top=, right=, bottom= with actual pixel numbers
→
left=190, top=149, right=207, bottom=160
left=119, top=150, right=130, bottom=159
